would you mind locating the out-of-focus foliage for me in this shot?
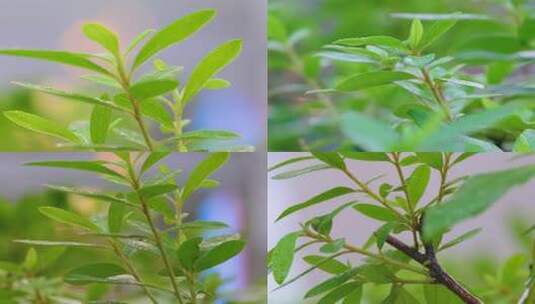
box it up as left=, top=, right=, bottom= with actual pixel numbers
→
left=269, top=0, right=535, bottom=152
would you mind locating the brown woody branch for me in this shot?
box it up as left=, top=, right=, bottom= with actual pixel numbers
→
left=386, top=236, right=482, bottom=304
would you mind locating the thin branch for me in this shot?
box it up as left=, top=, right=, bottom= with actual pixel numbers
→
left=386, top=236, right=482, bottom=304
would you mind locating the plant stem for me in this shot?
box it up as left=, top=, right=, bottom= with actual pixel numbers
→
left=390, top=153, right=419, bottom=249
left=110, top=241, right=159, bottom=304
left=386, top=236, right=482, bottom=304
left=116, top=55, right=155, bottom=151
left=421, top=68, right=453, bottom=122
left=126, top=160, right=184, bottom=303
left=437, top=153, right=452, bottom=204
left=341, top=167, right=403, bottom=218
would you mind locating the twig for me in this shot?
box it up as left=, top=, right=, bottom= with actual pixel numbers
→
left=386, top=236, right=482, bottom=304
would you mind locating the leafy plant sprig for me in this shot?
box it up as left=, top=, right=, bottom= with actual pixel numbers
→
left=9, top=152, right=247, bottom=303
left=269, top=152, right=535, bottom=303
left=269, top=5, right=535, bottom=152
left=0, top=9, right=252, bottom=152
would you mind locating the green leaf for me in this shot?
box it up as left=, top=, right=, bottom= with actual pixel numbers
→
left=133, top=9, right=215, bottom=69
left=341, top=112, right=399, bottom=151
left=340, top=152, right=390, bottom=162
left=383, top=285, right=421, bottom=303
left=47, top=185, right=129, bottom=206
left=23, top=248, right=38, bottom=271
left=4, top=111, right=80, bottom=143
left=141, top=152, right=170, bottom=174
left=271, top=232, right=300, bottom=284
left=353, top=204, right=398, bottom=222
left=177, top=237, right=202, bottom=270
left=65, top=263, right=126, bottom=285
left=336, top=71, right=415, bottom=92
left=129, top=79, right=179, bottom=100
left=126, top=29, right=155, bottom=54
left=271, top=163, right=330, bottom=180
left=39, top=207, right=99, bottom=232
left=320, top=239, right=346, bottom=254
left=420, top=18, right=458, bottom=50
left=182, top=153, right=230, bottom=200
left=423, top=165, right=535, bottom=241
left=343, top=288, right=363, bottom=304
left=268, top=14, right=288, bottom=41
left=513, top=130, right=535, bottom=152
left=406, top=165, right=431, bottom=207
left=195, top=240, right=246, bottom=271
left=423, top=285, right=459, bottom=304
left=182, top=39, right=242, bottom=103
left=276, top=187, right=354, bottom=222
left=374, top=222, right=398, bottom=249
left=269, top=157, right=315, bottom=172
left=90, top=105, right=112, bottom=144
left=318, top=282, right=361, bottom=304
left=439, top=228, right=482, bottom=251
left=26, top=160, right=123, bottom=179
left=303, top=255, right=350, bottom=274
left=204, top=78, right=231, bottom=90
left=82, top=23, right=120, bottom=58
left=138, top=184, right=178, bottom=199
left=13, top=240, right=102, bottom=248
left=0, top=49, right=110, bottom=75
left=172, top=130, right=240, bottom=141
left=108, top=202, right=127, bottom=233
left=416, top=153, right=443, bottom=170
left=312, top=152, right=346, bottom=169
left=12, top=82, right=123, bottom=111
left=334, top=36, right=407, bottom=50
left=408, top=19, right=424, bottom=49
left=305, top=269, right=358, bottom=298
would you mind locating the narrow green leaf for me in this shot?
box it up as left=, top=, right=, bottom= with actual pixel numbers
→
left=126, top=29, right=155, bottom=54
left=312, top=152, right=346, bottom=169
left=171, top=130, right=240, bottom=141
left=439, top=228, right=482, bottom=251
left=271, top=163, right=330, bottom=180
left=82, top=23, right=120, bottom=58
left=182, top=153, right=230, bottom=200
left=318, top=282, right=361, bottom=304
left=340, top=152, right=390, bottom=162
left=90, top=105, right=112, bottom=144
left=408, top=19, right=424, bottom=49
left=22, top=248, right=38, bottom=271
left=353, top=204, right=398, bottom=222
left=406, top=165, right=431, bottom=207
left=423, top=165, right=535, bottom=241
left=182, top=39, right=242, bottom=103
left=320, top=238, right=346, bottom=254
left=177, top=237, right=202, bottom=270
left=305, top=269, right=358, bottom=298
left=138, top=184, right=178, bottom=199
left=268, top=156, right=315, bottom=172
left=39, top=207, right=99, bottom=232
left=4, top=111, right=80, bottom=143
left=513, top=130, right=535, bottom=152
left=271, top=232, right=300, bottom=284
left=141, top=152, right=170, bottom=173
left=334, top=36, right=407, bottom=50
left=420, top=18, right=458, bottom=49
left=423, top=285, right=459, bottom=304
left=341, top=112, right=399, bottom=151
left=336, top=71, right=415, bottom=92
left=65, top=263, right=126, bottom=285
left=47, top=185, right=129, bottom=206
left=195, top=239, right=246, bottom=271
left=129, top=79, right=179, bottom=100
left=276, top=187, right=354, bottom=222
left=12, top=82, right=123, bottom=111
left=303, top=255, right=350, bottom=274
left=13, top=240, right=103, bottom=248
left=0, top=49, right=110, bottom=75
left=134, top=9, right=216, bottom=69
left=416, top=153, right=443, bottom=170
left=204, top=78, right=231, bottom=90
left=108, top=202, right=127, bottom=233
left=26, top=160, right=123, bottom=179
